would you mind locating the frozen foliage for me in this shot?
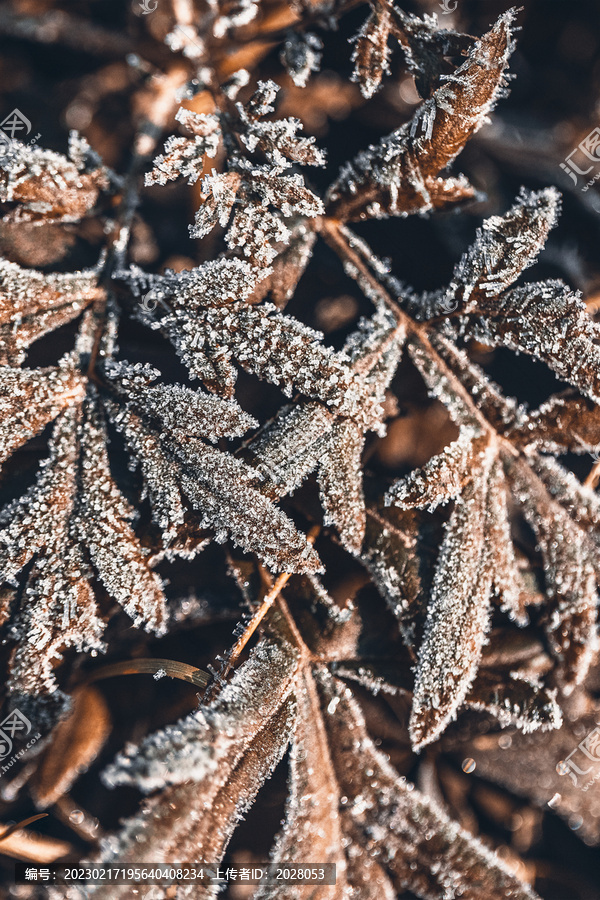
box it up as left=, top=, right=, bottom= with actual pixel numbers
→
left=352, top=6, right=393, bottom=99
left=250, top=308, right=405, bottom=552
left=350, top=2, right=476, bottom=101
left=327, top=10, right=517, bottom=221
left=93, top=637, right=539, bottom=900
left=0, top=131, right=113, bottom=224
left=0, top=357, right=86, bottom=470
left=443, top=187, right=560, bottom=311
left=0, top=259, right=104, bottom=364
left=147, top=81, right=325, bottom=266
left=2, top=5, right=600, bottom=898
left=280, top=30, right=323, bottom=88
left=120, top=259, right=375, bottom=415
left=145, top=109, right=221, bottom=186
left=101, top=360, right=320, bottom=572
left=0, top=391, right=168, bottom=698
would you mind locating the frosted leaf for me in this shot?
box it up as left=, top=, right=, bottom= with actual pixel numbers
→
left=162, top=297, right=370, bottom=411
left=389, top=8, right=475, bottom=100
left=361, top=508, right=421, bottom=646
left=120, top=256, right=259, bottom=310
left=0, top=358, right=86, bottom=471
left=317, top=419, right=366, bottom=554
left=0, top=257, right=103, bottom=328
left=242, top=165, right=325, bottom=215
left=145, top=137, right=217, bottom=186
left=104, top=637, right=299, bottom=791
left=0, top=406, right=81, bottom=584
left=244, top=79, right=280, bottom=119
left=190, top=171, right=241, bottom=237
left=0, top=386, right=173, bottom=695
left=465, top=279, right=600, bottom=405
left=104, top=399, right=186, bottom=548
left=145, top=111, right=221, bottom=187
left=530, top=454, right=600, bottom=557
left=240, top=117, right=326, bottom=169
left=505, top=456, right=599, bottom=691
left=251, top=400, right=336, bottom=497
left=385, top=425, right=486, bottom=511
left=428, top=331, right=526, bottom=433
left=149, top=84, right=325, bottom=267
left=445, top=187, right=560, bottom=311
left=408, top=336, right=482, bottom=427
left=254, top=667, right=350, bottom=900
left=327, top=10, right=516, bottom=221
left=0, top=138, right=111, bottom=224
left=87, top=639, right=299, bottom=895
left=102, top=358, right=257, bottom=441
left=507, top=392, right=600, bottom=455
left=409, top=450, right=496, bottom=751
left=465, top=668, right=562, bottom=733
left=104, top=398, right=321, bottom=574
left=280, top=31, right=323, bottom=88
left=247, top=222, right=316, bottom=307
left=0, top=408, right=106, bottom=695
left=224, top=204, right=291, bottom=266
left=351, top=6, right=392, bottom=99
left=125, top=259, right=361, bottom=405
left=8, top=542, right=105, bottom=698
left=314, top=667, right=540, bottom=900
left=350, top=3, right=472, bottom=103
left=73, top=392, right=168, bottom=635
left=249, top=309, right=405, bottom=550
left=485, top=458, right=530, bottom=626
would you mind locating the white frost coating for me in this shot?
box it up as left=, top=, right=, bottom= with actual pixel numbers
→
left=327, top=10, right=517, bottom=219
left=409, top=447, right=497, bottom=750
left=0, top=407, right=106, bottom=695
left=448, top=187, right=561, bottom=310
left=386, top=424, right=482, bottom=511
left=467, top=278, right=600, bottom=405
left=102, top=638, right=300, bottom=792
left=280, top=31, right=323, bottom=88
left=146, top=84, right=325, bottom=267
left=251, top=308, right=405, bottom=553
left=103, top=382, right=321, bottom=574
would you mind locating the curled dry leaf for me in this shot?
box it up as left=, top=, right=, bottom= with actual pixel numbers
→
left=30, top=686, right=111, bottom=808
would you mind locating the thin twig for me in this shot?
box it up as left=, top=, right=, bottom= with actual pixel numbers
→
left=320, top=217, right=519, bottom=462
left=204, top=524, right=321, bottom=700
left=83, top=657, right=210, bottom=689
left=0, top=814, right=48, bottom=844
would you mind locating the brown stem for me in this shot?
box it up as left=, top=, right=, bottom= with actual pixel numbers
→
left=86, top=64, right=188, bottom=381
left=82, top=657, right=210, bottom=689
left=204, top=525, right=321, bottom=701
left=0, top=814, right=48, bottom=844
left=320, top=219, right=495, bottom=433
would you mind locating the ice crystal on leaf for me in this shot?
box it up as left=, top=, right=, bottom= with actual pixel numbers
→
left=87, top=634, right=538, bottom=900
left=280, top=30, right=323, bottom=88
left=2, top=4, right=600, bottom=898
left=327, top=10, right=516, bottom=221
left=0, top=132, right=113, bottom=225
left=147, top=80, right=325, bottom=267
left=101, top=360, right=320, bottom=572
